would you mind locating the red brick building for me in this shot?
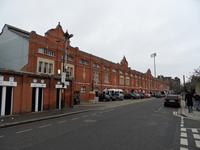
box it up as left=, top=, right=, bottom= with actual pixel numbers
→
left=0, top=23, right=169, bottom=116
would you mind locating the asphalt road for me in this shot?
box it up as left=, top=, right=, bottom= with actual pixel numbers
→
left=0, top=98, right=199, bottom=150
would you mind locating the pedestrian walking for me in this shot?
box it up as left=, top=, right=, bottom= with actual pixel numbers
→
left=185, top=91, right=193, bottom=113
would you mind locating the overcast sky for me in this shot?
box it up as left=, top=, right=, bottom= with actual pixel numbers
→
left=1, top=0, right=200, bottom=82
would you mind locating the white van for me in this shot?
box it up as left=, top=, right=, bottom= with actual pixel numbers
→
left=103, top=89, right=124, bottom=100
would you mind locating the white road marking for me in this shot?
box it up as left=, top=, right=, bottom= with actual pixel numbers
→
left=0, top=135, right=4, bottom=138
left=181, top=132, right=187, bottom=138
left=180, top=138, right=188, bottom=146
left=181, top=124, right=184, bottom=127
left=16, top=128, right=33, bottom=134
left=193, top=134, right=200, bottom=140
left=195, top=140, right=200, bottom=148
left=71, top=117, right=79, bottom=121
left=158, top=106, right=162, bottom=111
left=57, top=120, right=67, bottom=124
left=181, top=128, right=186, bottom=132
left=181, top=117, right=184, bottom=121
left=191, top=129, right=198, bottom=133
left=180, top=147, right=188, bottom=150
left=38, top=124, right=52, bottom=128
left=173, top=111, right=178, bottom=115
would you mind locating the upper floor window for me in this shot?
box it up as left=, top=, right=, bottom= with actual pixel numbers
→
left=67, top=55, right=73, bottom=62
left=66, top=66, right=74, bottom=77
left=44, top=62, right=48, bottom=73
left=80, top=59, right=89, bottom=65
left=119, top=75, right=124, bottom=85
left=112, top=69, right=117, bottom=73
left=126, top=77, right=130, bottom=86
left=104, top=71, right=109, bottom=83
left=93, top=71, right=99, bottom=83
left=80, top=86, right=86, bottom=93
left=37, top=57, right=54, bottom=75
left=49, top=63, right=53, bottom=74
left=38, top=48, right=55, bottom=57
left=93, top=63, right=100, bottom=69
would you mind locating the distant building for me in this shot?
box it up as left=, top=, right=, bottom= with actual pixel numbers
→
left=0, top=23, right=169, bottom=116
left=157, top=75, right=181, bottom=93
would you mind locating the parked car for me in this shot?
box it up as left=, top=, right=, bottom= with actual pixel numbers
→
left=103, top=88, right=124, bottom=101
left=115, top=93, right=124, bottom=100
left=155, top=92, right=162, bottom=98
left=132, top=92, right=141, bottom=99
left=124, top=93, right=133, bottom=99
left=164, top=94, right=181, bottom=108
left=139, top=92, right=145, bottom=99
left=160, top=91, right=166, bottom=97
left=144, top=93, right=151, bottom=98
left=99, top=92, right=111, bottom=102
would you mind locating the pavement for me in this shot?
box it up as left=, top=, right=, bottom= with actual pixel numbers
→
left=179, top=99, right=200, bottom=121
left=0, top=98, right=152, bottom=128
left=0, top=105, right=101, bottom=128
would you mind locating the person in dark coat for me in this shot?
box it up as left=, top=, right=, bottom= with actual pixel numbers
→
left=185, top=91, right=193, bottom=113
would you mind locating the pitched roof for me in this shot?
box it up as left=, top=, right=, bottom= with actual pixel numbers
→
left=2, top=24, right=30, bottom=39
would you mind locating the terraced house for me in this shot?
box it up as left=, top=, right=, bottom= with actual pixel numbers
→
left=0, top=23, right=169, bottom=116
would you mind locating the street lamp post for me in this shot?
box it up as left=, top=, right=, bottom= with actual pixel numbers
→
left=63, top=30, right=73, bottom=107
left=151, top=52, right=157, bottom=78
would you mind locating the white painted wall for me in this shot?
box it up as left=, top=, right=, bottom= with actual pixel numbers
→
left=0, top=25, right=29, bottom=71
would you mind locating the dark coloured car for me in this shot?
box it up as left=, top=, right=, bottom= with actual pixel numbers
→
left=124, top=93, right=133, bottom=99
left=132, top=93, right=141, bottom=99
left=164, top=94, right=181, bottom=108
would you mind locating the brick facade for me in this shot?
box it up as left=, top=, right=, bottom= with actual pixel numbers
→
left=0, top=23, right=169, bottom=116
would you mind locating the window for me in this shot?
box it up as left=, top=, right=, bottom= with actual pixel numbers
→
left=93, top=71, right=99, bottom=83
left=38, top=61, right=43, bottom=73
left=38, top=48, right=55, bottom=57
left=126, top=77, right=130, bottom=86
left=80, top=86, right=86, bottom=93
left=93, top=63, right=100, bottom=69
left=66, top=67, right=74, bottom=77
left=38, top=48, right=45, bottom=54
left=80, top=59, right=89, bottom=65
left=112, top=69, right=117, bottom=73
left=104, top=71, right=109, bottom=83
left=37, top=58, right=54, bottom=74
left=49, top=63, right=53, bottom=74
left=44, top=62, right=48, bottom=73
left=119, top=75, right=124, bottom=85
left=67, top=55, right=73, bottom=62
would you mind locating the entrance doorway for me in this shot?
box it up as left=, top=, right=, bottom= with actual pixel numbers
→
left=5, top=87, right=13, bottom=115
left=0, top=86, right=13, bottom=116
left=32, top=87, right=43, bottom=112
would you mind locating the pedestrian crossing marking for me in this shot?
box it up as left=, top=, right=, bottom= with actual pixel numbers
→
left=193, top=134, right=200, bottom=140
left=180, top=147, right=188, bottom=150
left=191, top=129, right=198, bottom=133
left=181, top=133, right=187, bottom=138
left=195, top=140, right=200, bottom=148
left=181, top=128, right=186, bottom=132
left=180, top=138, right=188, bottom=146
